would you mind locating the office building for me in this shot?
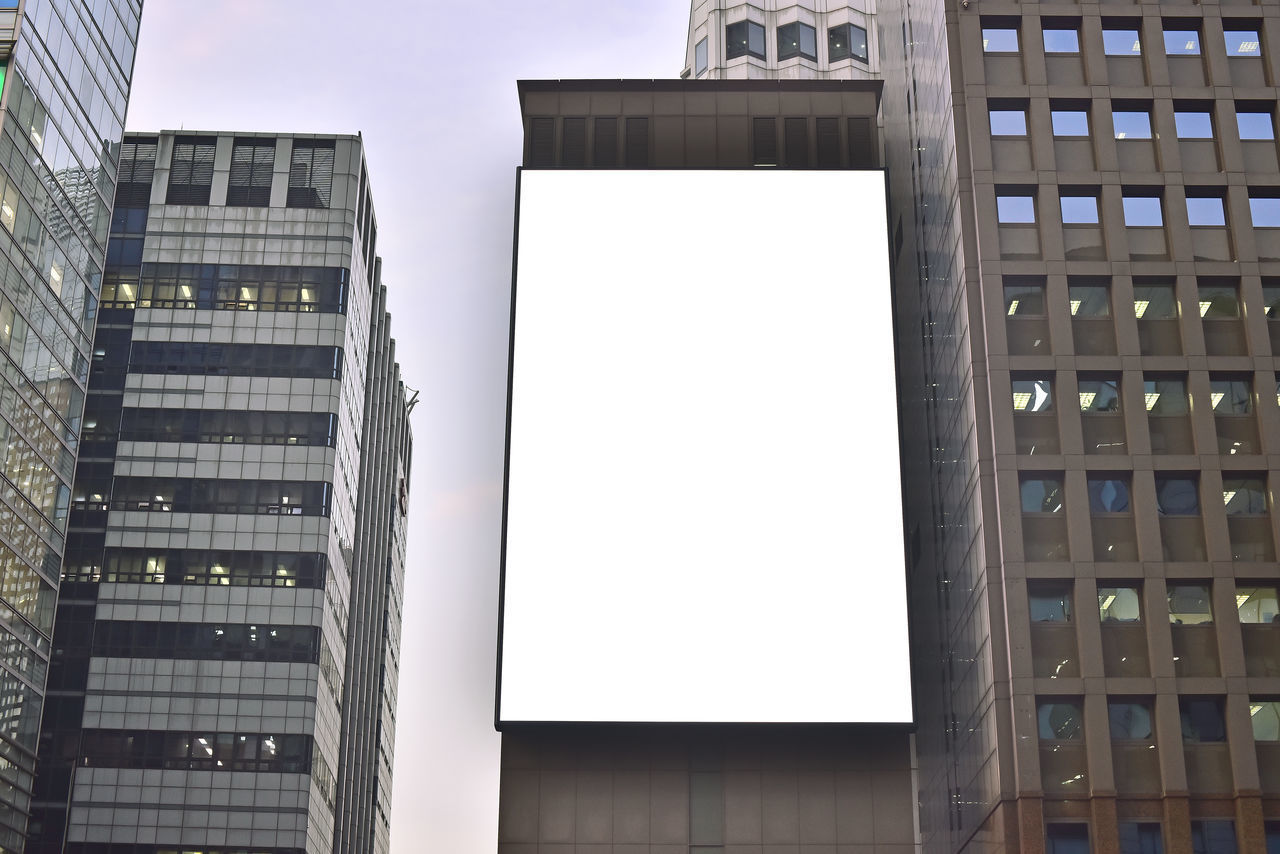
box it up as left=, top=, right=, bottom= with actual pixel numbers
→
left=0, top=0, right=142, bottom=846
left=28, top=131, right=412, bottom=854
left=496, top=78, right=917, bottom=853
left=681, top=1, right=1280, bottom=853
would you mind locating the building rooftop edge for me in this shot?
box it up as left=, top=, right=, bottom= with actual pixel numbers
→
left=517, top=77, right=883, bottom=110
left=125, top=130, right=364, bottom=141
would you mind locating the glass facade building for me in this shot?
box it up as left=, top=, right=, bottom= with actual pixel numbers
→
left=28, top=131, right=411, bottom=854
left=0, top=0, right=141, bottom=847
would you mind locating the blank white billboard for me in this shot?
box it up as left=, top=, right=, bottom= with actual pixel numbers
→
left=499, top=169, right=911, bottom=725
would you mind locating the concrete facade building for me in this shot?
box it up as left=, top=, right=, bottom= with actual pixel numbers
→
left=0, top=0, right=141, bottom=847
left=28, top=131, right=411, bottom=854
left=497, top=0, right=1280, bottom=851
left=684, top=1, right=1280, bottom=853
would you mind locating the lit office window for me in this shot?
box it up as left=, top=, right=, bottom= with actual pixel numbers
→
left=1169, top=584, right=1213, bottom=625
left=1099, top=586, right=1141, bottom=621
left=1079, top=378, right=1119, bottom=412
left=1012, top=378, right=1053, bottom=412
left=1237, top=587, right=1278, bottom=623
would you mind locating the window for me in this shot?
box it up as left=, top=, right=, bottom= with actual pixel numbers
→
left=1134, top=284, right=1178, bottom=319
left=79, top=728, right=312, bottom=774
left=1029, top=584, right=1072, bottom=622
left=778, top=22, right=817, bottom=61
left=1156, top=476, right=1199, bottom=514
left=997, top=193, right=1036, bottom=223
left=1165, top=28, right=1201, bottom=55
left=1189, top=821, right=1237, bottom=854
left=226, top=138, right=275, bottom=207
left=1061, top=193, right=1100, bottom=224
left=286, top=139, right=335, bottom=209
left=1103, top=28, right=1142, bottom=56
left=1251, top=194, right=1280, bottom=228
left=1174, top=111, right=1214, bottom=139
left=165, top=135, right=216, bottom=205
left=92, top=621, right=320, bottom=663
left=1089, top=478, right=1130, bottom=513
left=1039, top=701, right=1083, bottom=739
left=1119, top=822, right=1164, bottom=854
left=695, top=37, right=708, bottom=75
left=1113, top=110, right=1153, bottom=139
left=1253, top=701, right=1280, bottom=741
left=1210, top=377, right=1252, bottom=415
left=1199, top=283, right=1240, bottom=317
left=1110, top=702, right=1154, bottom=740
left=1169, top=584, right=1213, bottom=625
left=1099, top=586, right=1141, bottom=621
left=1022, top=477, right=1065, bottom=513
left=828, top=23, right=868, bottom=63
left=983, top=27, right=1019, bottom=53
left=1005, top=281, right=1046, bottom=315
left=1070, top=284, right=1110, bottom=316
left=1079, top=378, right=1119, bottom=412
left=1237, top=587, right=1278, bottom=623
left=1237, top=107, right=1276, bottom=140
left=1123, top=195, right=1163, bottom=227
left=1186, top=195, right=1227, bottom=227
left=990, top=108, right=1028, bottom=136
left=726, top=20, right=765, bottom=60
left=1044, top=27, right=1081, bottom=54
left=129, top=342, right=344, bottom=380
left=1181, top=699, right=1227, bottom=741
left=1012, top=378, right=1053, bottom=412
left=1052, top=109, right=1090, bottom=137
left=1047, top=823, right=1091, bottom=854
left=1223, top=476, right=1267, bottom=515
left=1225, top=30, right=1261, bottom=57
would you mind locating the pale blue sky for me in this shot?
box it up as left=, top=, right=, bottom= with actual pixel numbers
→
left=125, top=0, right=689, bottom=849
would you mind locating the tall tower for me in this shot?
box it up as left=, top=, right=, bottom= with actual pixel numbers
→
left=876, top=0, right=1280, bottom=850
left=691, top=1, right=1280, bottom=851
left=28, top=131, right=412, bottom=854
left=682, top=0, right=877, bottom=79
left=0, top=0, right=142, bottom=846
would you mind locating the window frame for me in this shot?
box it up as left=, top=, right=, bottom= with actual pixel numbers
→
left=726, top=20, right=766, bottom=61
left=777, top=21, right=817, bottom=62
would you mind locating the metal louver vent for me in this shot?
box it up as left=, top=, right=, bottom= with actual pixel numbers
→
left=115, top=137, right=157, bottom=207
left=165, top=136, right=215, bottom=205
left=227, top=138, right=275, bottom=207
left=286, top=139, right=335, bottom=209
